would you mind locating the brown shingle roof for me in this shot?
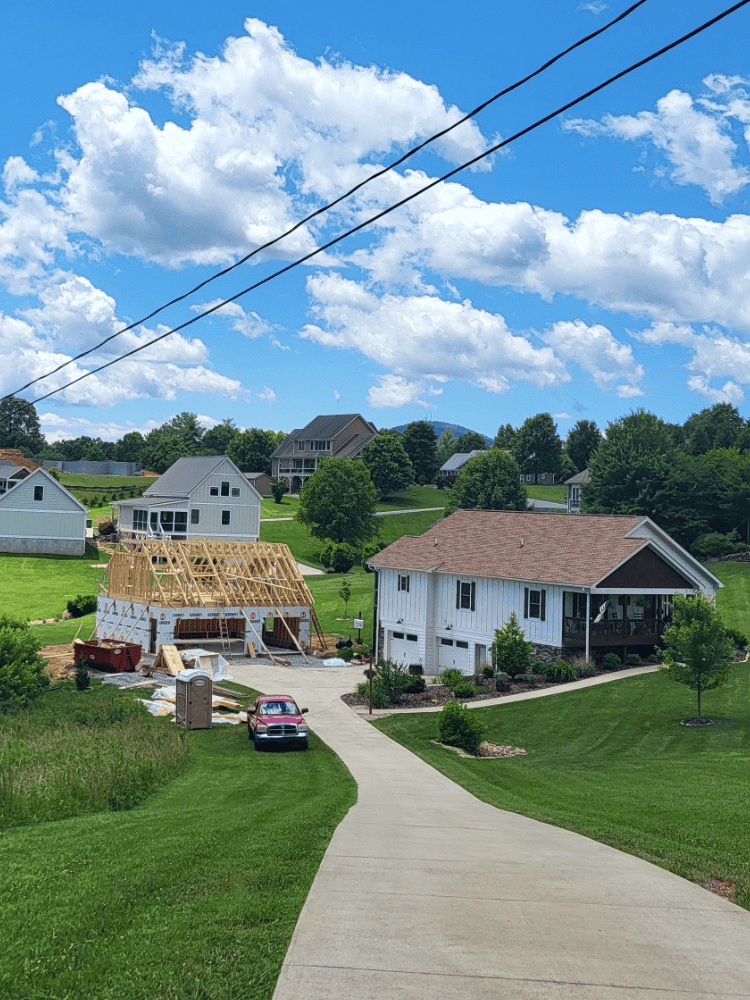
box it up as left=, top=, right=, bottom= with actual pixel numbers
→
left=369, top=509, right=648, bottom=587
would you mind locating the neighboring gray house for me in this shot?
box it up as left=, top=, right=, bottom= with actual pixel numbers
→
left=437, top=450, right=486, bottom=483
left=369, top=509, right=721, bottom=674
left=245, top=472, right=273, bottom=498
left=0, top=463, right=31, bottom=496
left=114, top=456, right=261, bottom=542
left=0, top=467, right=87, bottom=555
left=271, top=414, right=378, bottom=493
left=565, top=469, right=590, bottom=513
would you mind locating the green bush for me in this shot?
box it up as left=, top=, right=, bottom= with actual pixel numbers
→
left=75, top=661, right=91, bottom=692
left=453, top=681, right=475, bottom=699
left=602, top=652, right=622, bottom=670
left=66, top=594, right=98, bottom=618
left=495, top=671, right=511, bottom=690
left=523, top=672, right=539, bottom=686
left=481, top=664, right=494, bottom=679
left=360, top=540, right=384, bottom=570
left=473, top=684, right=490, bottom=696
left=541, top=659, right=579, bottom=683
left=725, top=627, right=748, bottom=649
left=402, top=674, right=426, bottom=694
left=626, top=653, right=641, bottom=666
left=375, top=659, right=410, bottom=705
left=438, top=701, right=486, bottom=754
left=355, top=681, right=369, bottom=697
left=578, top=661, right=596, bottom=678
left=0, top=616, right=48, bottom=713
left=439, top=667, right=464, bottom=690
left=492, top=613, right=532, bottom=677
left=321, top=542, right=355, bottom=574
left=339, top=645, right=354, bottom=662
left=690, top=530, right=746, bottom=560
left=271, top=480, right=287, bottom=504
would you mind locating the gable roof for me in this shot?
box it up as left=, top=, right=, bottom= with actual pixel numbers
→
left=565, top=468, right=591, bottom=485
left=144, top=456, right=235, bottom=498
left=368, top=509, right=719, bottom=590
left=271, top=414, right=377, bottom=458
left=0, top=467, right=87, bottom=511
left=440, top=450, right=486, bottom=473
left=0, top=449, right=39, bottom=472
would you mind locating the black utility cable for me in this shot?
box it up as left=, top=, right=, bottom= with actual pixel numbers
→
left=4, top=0, right=650, bottom=399
left=14, top=0, right=750, bottom=408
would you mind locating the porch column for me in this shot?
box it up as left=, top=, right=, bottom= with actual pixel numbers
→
left=585, top=591, right=591, bottom=664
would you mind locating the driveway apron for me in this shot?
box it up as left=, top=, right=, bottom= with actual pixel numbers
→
left=229, top=662, right=750, bottom=1000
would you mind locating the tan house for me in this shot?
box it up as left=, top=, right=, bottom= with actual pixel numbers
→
left=271, top=414, right=377, bottom=493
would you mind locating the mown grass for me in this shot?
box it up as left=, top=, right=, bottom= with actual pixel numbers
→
left=30, top=615, right=97, bottom=647
left=260, top=484, right=446, bottom=521
left=0, top=681, right=190, bottom=828
left=376, top=665, right=750, bottom=911
left=0, top=550, right=109, bottom=621
left=306, top=570, right=374, bottom=642
left=59, top=474, right=150, bottom=489
left=712, top=561, right=750, bottom=633
left=525, top=484, right=567, bottom=503
left=0, top=683, right=357, bottom=1000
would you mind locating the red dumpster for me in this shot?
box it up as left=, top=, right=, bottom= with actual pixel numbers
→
left=74, top=638, right=143, bottom=672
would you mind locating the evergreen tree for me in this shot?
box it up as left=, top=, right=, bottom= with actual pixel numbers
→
left=455, top=430, right=487, bottom=452
left=565, top=419, right=601, bottom=472
left=435, top=427, right=458, bottom=470
left=493, top=423, right=516, bottom=450
left=201, top=418, right=239, bottom=455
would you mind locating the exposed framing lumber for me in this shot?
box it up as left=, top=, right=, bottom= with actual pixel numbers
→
left=274, top=606, right=309, bottom=662
left=240, top=609, right=282, bottom=665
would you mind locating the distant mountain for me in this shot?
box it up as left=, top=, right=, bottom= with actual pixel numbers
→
left=390, top=420, right=493, bottom=447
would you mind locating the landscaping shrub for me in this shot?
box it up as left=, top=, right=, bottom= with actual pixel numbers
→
left=321, top=542, right=355, bottom=574
left=495, top=671, right=512, bottom=691
left=690, top=530, right=747, bottom=560
left=66, top=594, right=98, bottom=618
left=438, top=700, right=486, bottom=754
left=627, top=653, right=641, bottom=666
left=338, top=645, right=354, bottom=662
left=481, top=664, right=494, bottom=679
left=360, top=540, right=385, bottom=570
left=453, top=681, right=475, bottom=699
left=523, top=672, right=539, bottom=686
left=492, top=613, right=532, bottom=677
left=75, top=661, right=90, bottom=691
left=402, top=674, right=426, bottom=694
left=375, top=659, right=410, bottom=705
left=271, top=480, right=287, bottom=504
left=725, top=627, right=748, bottom=649
left=602, top=652, right=622, bottom=670
left=473, top=684, right=490, bottom=695
left=0, top=617, right=48, bottom=713
left=578, top=661, right=596, bottom=678
left=541, top=659, right=579, bottom=683
left=439, top=667, right=464, bottom=690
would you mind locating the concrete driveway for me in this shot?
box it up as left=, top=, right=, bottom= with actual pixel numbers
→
left=230, top=661, right=750, bottom=999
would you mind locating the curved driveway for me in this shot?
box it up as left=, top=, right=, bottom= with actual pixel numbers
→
left=230, top=661, right=750, bottom=999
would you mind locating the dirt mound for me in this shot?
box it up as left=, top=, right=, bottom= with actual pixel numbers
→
left=42, top=644, right=76, bottom=682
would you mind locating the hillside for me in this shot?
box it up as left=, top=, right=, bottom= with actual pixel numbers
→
left=390, top=419, right=492, bottom=446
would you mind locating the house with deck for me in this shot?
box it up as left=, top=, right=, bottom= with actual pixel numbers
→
left=271, top=414, right=377, bottom=493
left=0, top=467, right=87, bottom=555
left=565, top=469, right=590, bottom=513
left=114, top=455, right=261, bottom=542
left=368, top=510, right=721, bottom=674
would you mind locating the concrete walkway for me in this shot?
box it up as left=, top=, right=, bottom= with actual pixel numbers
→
left=229, top=661, right=750, bottom=999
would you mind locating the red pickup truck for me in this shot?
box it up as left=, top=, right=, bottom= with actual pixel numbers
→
left=247, top=695, right=309, bottom=751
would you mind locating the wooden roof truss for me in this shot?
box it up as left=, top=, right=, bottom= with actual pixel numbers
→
left=106, top=539, right=313, bottom=609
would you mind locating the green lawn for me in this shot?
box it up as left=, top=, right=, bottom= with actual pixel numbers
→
left=376, top=665, right=750, bottom=910
left=712, top=561, right=750, bottom=634
left=0, top=550, right=109, bottom=622
left=306, top=570, right=374, bottom=642
left=29, top=615, right=97, bottom=646
left=0, top=682, right=357, bottom=1000
left=525, top=484, right=567, bottom=503
left=59, top=474, right=151, bottom=489
left=260, top=484, right=447, bottom=521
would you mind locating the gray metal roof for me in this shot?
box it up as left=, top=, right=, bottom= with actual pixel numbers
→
left=143, top=456, right=229, bottom=497
left=439, top=450, right=486, bottom=473
left=565, top=468, right=591, bottom=485
left=0, top=465, right=27, bottom=479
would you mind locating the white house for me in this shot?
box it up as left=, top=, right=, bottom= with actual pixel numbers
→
left=368, top=509, right=722, bottom=674
left=0, top=467, right=87, bottom=555
left=115, top=455, right=261, bottom=543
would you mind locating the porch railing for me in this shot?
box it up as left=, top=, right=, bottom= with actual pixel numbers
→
left=563, top=617, right=666, bottom=645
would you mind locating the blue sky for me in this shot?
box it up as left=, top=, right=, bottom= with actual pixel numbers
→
left=2, top=0, right=750, bottom=443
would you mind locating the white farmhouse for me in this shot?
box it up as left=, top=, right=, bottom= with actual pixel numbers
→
left=0, top=467, right=87, bottom=555
left=369, top=509, right=722, bottom=674
left=115, top=456, right=261, bottom=543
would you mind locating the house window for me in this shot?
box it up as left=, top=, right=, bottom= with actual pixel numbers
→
left=310, top=440, right=330, bottom=451
left=160, top=511, right=174, bottom=533
left=221, top=510, right=231, bottom=525
left=150, top=512, right=158, bottom=530
left=393, top=631, right=405, bottom=639
left=298, top=441, right=305, bottom=451
left=440, top=638, right=453, bottom=646
left=191, top=509, right=200, bottom=525
left=231, top=487, right=240, bottom=497
left=456, top=641, right=469, bottom=649
left=524, top=587, right=546, bottom=621
left=33, top=485, right=44, bottom=501
left=132, top=509, right=148, bottom=531
left=221, top=481, right=230, bottom=496
left=571, top=592, right=587, bottom=619
left=406, top=634, right=418, bottom=642
left=210, top=486, right=219, bottom=496
left=398, top=574, right=410, bottom=593
left=455, top=580, right=476, bottom=611
left=174, top=512, right=188, bottom=533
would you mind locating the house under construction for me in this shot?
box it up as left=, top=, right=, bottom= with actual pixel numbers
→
left=96, top=539, right=321, bottom=656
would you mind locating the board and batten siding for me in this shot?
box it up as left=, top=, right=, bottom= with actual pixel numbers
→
left=0, top=472, right=86, bottom=554
left=377, top=567, right=430, bottom=668
left=188, top=459, right=261, bottom=540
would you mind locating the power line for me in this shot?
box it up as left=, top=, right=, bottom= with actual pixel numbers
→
left=4, top=0, right=650, bottom=400
left=11, top=0, right=750, bottom=409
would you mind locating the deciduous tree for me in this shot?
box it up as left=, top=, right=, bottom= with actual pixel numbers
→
left=512, top=413, right=562, bottom=483
left=296, top=458, right=379, bottom=545
left=455, top=430, right=487, bottom=453
left=565, top=419, right=601, bottom=472
left=201, top=418, right=239, bottom=456
left=660, top=594, right=734, bottom=718
left=493, top=423, right=516, bottom=450
left=228, top=428, right=277, bottom=474
left=360, top=430, right=414, bottom=498
left=0, top=616, right=48, bottom=712
left=401, top=421, right=438, bottom=482
left=446, top=450, right=527, bottom=514
left=0, top=396, right=46, bottom=454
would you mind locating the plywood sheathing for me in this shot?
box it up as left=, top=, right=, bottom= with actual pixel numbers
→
left=106, top=539, right=313, bottom=610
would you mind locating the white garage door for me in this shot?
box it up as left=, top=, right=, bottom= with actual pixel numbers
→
left=389, top=630, right=420, bottom=666
left=437, top=638, right=471, bottom=675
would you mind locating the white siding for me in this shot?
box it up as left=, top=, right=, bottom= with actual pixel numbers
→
left=188, top=458, right=260, bottom=540
left=0, top=471, right=86, bottom=554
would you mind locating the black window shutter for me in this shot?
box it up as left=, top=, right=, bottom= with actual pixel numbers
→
left=540, top=589, right=546, bottom=621
left=456, top=580, right=461, bottom=609
left=470, top=582, right=476, bottom=612
left=524, top=587, right=529, bottom=618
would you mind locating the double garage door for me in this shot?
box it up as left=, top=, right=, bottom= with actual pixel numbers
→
left=437, top=637, right=470, bottom=675
left=389, top=630, right=419, bottom=667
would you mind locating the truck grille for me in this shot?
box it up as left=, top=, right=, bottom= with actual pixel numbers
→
left=267, top=724, right=298, bottom=735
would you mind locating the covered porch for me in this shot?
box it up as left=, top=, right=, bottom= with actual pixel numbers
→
left=562, top=592, right=674, bottom=650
